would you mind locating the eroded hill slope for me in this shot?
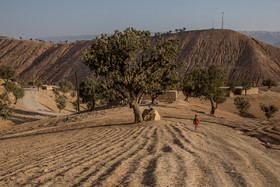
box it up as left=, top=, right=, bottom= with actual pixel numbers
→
left=1, top=29, right=280, bottom=85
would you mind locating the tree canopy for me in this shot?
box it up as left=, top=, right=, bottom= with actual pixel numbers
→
left=182, top=65, right=227, bottom=115
left=35, top=80, right=43, bottom=91
left=83, top=28, right=181, bottom=123
left=241, top=81, right=252, bottom=95
left=0, top=93, right=13, bottom=120
left=55, top=95, right=66, bottom=113
left=0, top=65, right=17, bottom=82
left=59, top=80, right=74, bottom=95
left=262, top=78, right=277, bottom=90
left=79, top=77, right=100, bottom=111
left=234, top=97, right=251, bottom=115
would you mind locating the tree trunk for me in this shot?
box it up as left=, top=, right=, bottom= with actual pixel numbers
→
left=130, top=100, right=143, bottom=123
left=210, top=97, right=216, bottom=115
left=137, top=93, right=144, bottom=104
left=90, top=99, right=95, bottom=111
left=151, top=97, right=156, bottom=104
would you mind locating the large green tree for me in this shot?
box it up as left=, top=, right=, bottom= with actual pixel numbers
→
left=79, top=77, right=100, bottom=111
left=183, top=65, right=227, bottom=115
left=83, top=28, right=180, bottom=123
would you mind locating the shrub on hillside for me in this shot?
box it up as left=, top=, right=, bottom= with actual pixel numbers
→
left=55, top=95, right=66, bottom=113
left=0, top=93, right=13, bottom=120
left=4, top=82, right=25, bottom=104
left=260, top=104, right=278, bottom=119
left=234, top=97, right=251, bottom=115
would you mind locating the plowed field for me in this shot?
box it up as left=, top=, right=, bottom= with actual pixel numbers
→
left=1, top=106, right=279, bottom=187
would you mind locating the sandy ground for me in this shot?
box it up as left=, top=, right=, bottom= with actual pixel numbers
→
left=0, top=88, right=280, bottom=186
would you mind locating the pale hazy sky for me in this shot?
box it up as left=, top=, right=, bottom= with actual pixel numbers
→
left=0, top=0, right=279, bottom=39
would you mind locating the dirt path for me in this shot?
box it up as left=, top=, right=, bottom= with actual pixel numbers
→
left=0, top=108, right=279, bottom=186
left=19, top=88, right=66, bottom=117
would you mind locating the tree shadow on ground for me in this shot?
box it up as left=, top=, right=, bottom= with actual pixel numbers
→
left=38, top=102, right=55, bottom=112
left=10, top=109, right=54, bottom=125
left=241, top=113, right=256, bottom=118
left=191, top=109, right=206, bottom=115
left=9, top=115, right=40, bottom=125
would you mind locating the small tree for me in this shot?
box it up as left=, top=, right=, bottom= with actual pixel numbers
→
left=27, top=81, right=35, bottom=87
left=59, top=80, right=74, bottom=95
left=13, top=86, right=25, bottom=104
left=0, top=66, right=17, bottom=82
left=35, top=80, right=43, bottom=91
left=70, top=91, right=76, bottom=98
left=182, top=73, right=194, bottom=101
left=145, top=65, right=180, bottom=104
left=79, top=77, right=99, bottom=111
left=234, top=97, right=251, bottom=115
left=72, top=98, right=82, bottom=112
left=241, top=81, right=251, bottom=95
left=260, top=104, right=278, bottom=119
left=262, top=78, right=277, bottom=90
left=55, top=95, right=66, bottom=113
left=4, top=82, right=25, bottom=104
left=227, top=81, right=241, bottom=92
left=0, top=101, right=13, bottom=120
left=146, top=83, right=162, bottom=104
left=0, top=93, right=13, bottom=120
left=213, top=89, right=226, bottom=109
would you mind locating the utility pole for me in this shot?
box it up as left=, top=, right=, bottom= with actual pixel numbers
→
left=75, top=71, right=80, bottom=113
left=222, top=12, right=224, bottom=29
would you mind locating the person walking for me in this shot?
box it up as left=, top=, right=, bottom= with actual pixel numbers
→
left=193, top=115, right=200, bottom=130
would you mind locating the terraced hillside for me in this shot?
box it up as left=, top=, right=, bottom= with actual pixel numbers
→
left=0, top=107, right=279, bottom=186
left=1, top=29, right=280, bottom=85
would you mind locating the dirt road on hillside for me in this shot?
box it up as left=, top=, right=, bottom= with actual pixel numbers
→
left=19, top=88, right=65, bottom=117
left=0, top=107, right=279, bottom=186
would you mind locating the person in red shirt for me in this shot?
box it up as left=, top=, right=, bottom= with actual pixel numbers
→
left=193, top=115, right=200, bottom=130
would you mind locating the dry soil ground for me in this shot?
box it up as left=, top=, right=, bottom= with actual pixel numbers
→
left=0, top=89, right=280, bottom=186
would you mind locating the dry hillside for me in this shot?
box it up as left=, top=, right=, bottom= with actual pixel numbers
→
left=1, top=29, right=280, bottom=85
left=0, top=37, right=91, bottom=84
